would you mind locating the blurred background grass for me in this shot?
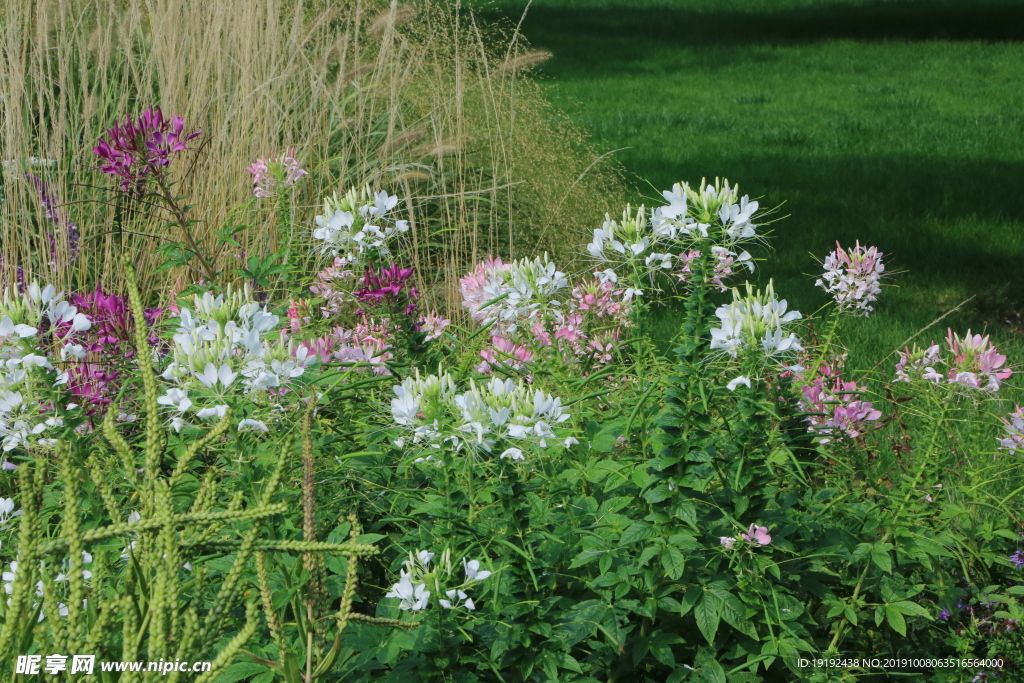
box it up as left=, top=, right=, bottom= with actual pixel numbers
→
left=478, top=0, right=1024, bottom=380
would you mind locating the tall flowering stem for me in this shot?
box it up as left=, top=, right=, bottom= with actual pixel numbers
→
left=827, top=382, right=954, bottom=652
left=808, top=241, right=886, bottom=382
left=248, top=148, right=308, bottom=269
left=93, top=108, right=216, bottom=281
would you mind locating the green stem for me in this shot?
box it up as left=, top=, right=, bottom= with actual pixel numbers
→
left=151, top=171, right=218, bottom=282
left=278, top=190, right=294, bottom=269
left=807, top=306, right=841, bottom=382
left=826, top=385, right=952, bottom=651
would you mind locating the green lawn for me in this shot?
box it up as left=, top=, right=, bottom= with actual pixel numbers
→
left=481, top=0, right=1024, bottom=377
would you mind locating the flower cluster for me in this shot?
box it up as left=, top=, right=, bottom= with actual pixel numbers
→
left=675, top=247, right=754, bottom=293
left=59, top=285, right=163, bottom=411
left=92, top=108, right=202, bottom=191
left=309, top=256, right=359, bottom=318
left=300, top=321, right=395, bottom=376
left=709, top=281, right=802, bottom=362
left=588, top=178, right=760, bottom=298
left=355, top=263, right=418, bottom=316
left=390, top=373, right=572, bottom=457
left=312, top=187, right=409, bottom=263
left=158, top=286, right=315, bottom=431
left=894, top=329, right=1013, bottom=392
left=462, top=259, right=631, bottom=375
left=1009, top=550, right=1024, bottom=569
left=0, top=283, right=97, bottom=450
left=303, top=259, right=445, bottom=376
left=720, top=524, right=772, bottom=549
left=459, top=255, right=567, bottom=335
left=999, top=407, right=1024, bottom=455
left=385, top=549, right=491, bottom=613
left=247, top=148, right=308, bottom=198
left=797, top=366, right=882, bottom=443
left=815, top=241, right=885, bottom=316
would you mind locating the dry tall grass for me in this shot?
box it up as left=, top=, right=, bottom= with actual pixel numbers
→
left=0, top=0, right=625, bottom=307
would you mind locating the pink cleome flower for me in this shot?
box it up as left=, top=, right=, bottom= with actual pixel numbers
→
left=815, top=241, right=885, bottom=316
left=799, top=365, right=882, bottom=443
left=459, top=257, right=511, bottom=324
left=476, top=335, right=533, bottom=375
left=999, top=406, right=1024, bottom=455
left=945, top=329, right=1013, bottom=391
left=741, top=524, right=771, bottom=546
left=247, top=147, right=308, bottom=198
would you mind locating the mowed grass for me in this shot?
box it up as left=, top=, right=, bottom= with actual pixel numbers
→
left=480, top=0, right=1024, bottom=379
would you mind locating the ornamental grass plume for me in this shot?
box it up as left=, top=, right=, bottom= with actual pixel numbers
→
left=27, top=174, right=80, bottom=270
left=815, top=241, right=885, bottom=316
left=92, top=108, right=202, bottom=192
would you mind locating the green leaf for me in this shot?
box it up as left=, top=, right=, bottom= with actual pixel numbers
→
left=600, top=496, right=635, bottom=513
left=569, top=548, right=607, bottom=568
left=644, top=483, right=672, bottom=504
left=890, top=600, right=932, bottom=619
left=667, top=534, right=701, bottom=550
left=713, top=589, right=755, bottom=638
left=667, top=670, right=689, bottom=683
left=885, top=605, right=907, bottom=636
left=694, top=594, right=721, bottom=644
left=661, top=545, right=686, bottom=580
left=638, top=545, right=661, bottom=567
left=213, top=662, right=271, bottom=683
left=620, top=521, right=656, bottom=546
left=871, top=543, right=893, bottom=574
left=700, top=660, right=727, bottom=683
left=592, top=425, right=625, bottom=452
left=680, top=585, right=702, bottom=616
left=553, top=652, right=583, bottom=674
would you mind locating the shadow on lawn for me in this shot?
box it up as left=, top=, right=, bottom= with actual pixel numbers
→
left=488, top=1, right=1024, bottom=75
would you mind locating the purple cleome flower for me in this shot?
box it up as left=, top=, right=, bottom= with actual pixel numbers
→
left=61, top=285, right=163, bottom=412
left=93, top=108, right=202, bottom=191
left=355, top=263, right=419, bottom=316
left=1010, top=550, right=1024, bottom=569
